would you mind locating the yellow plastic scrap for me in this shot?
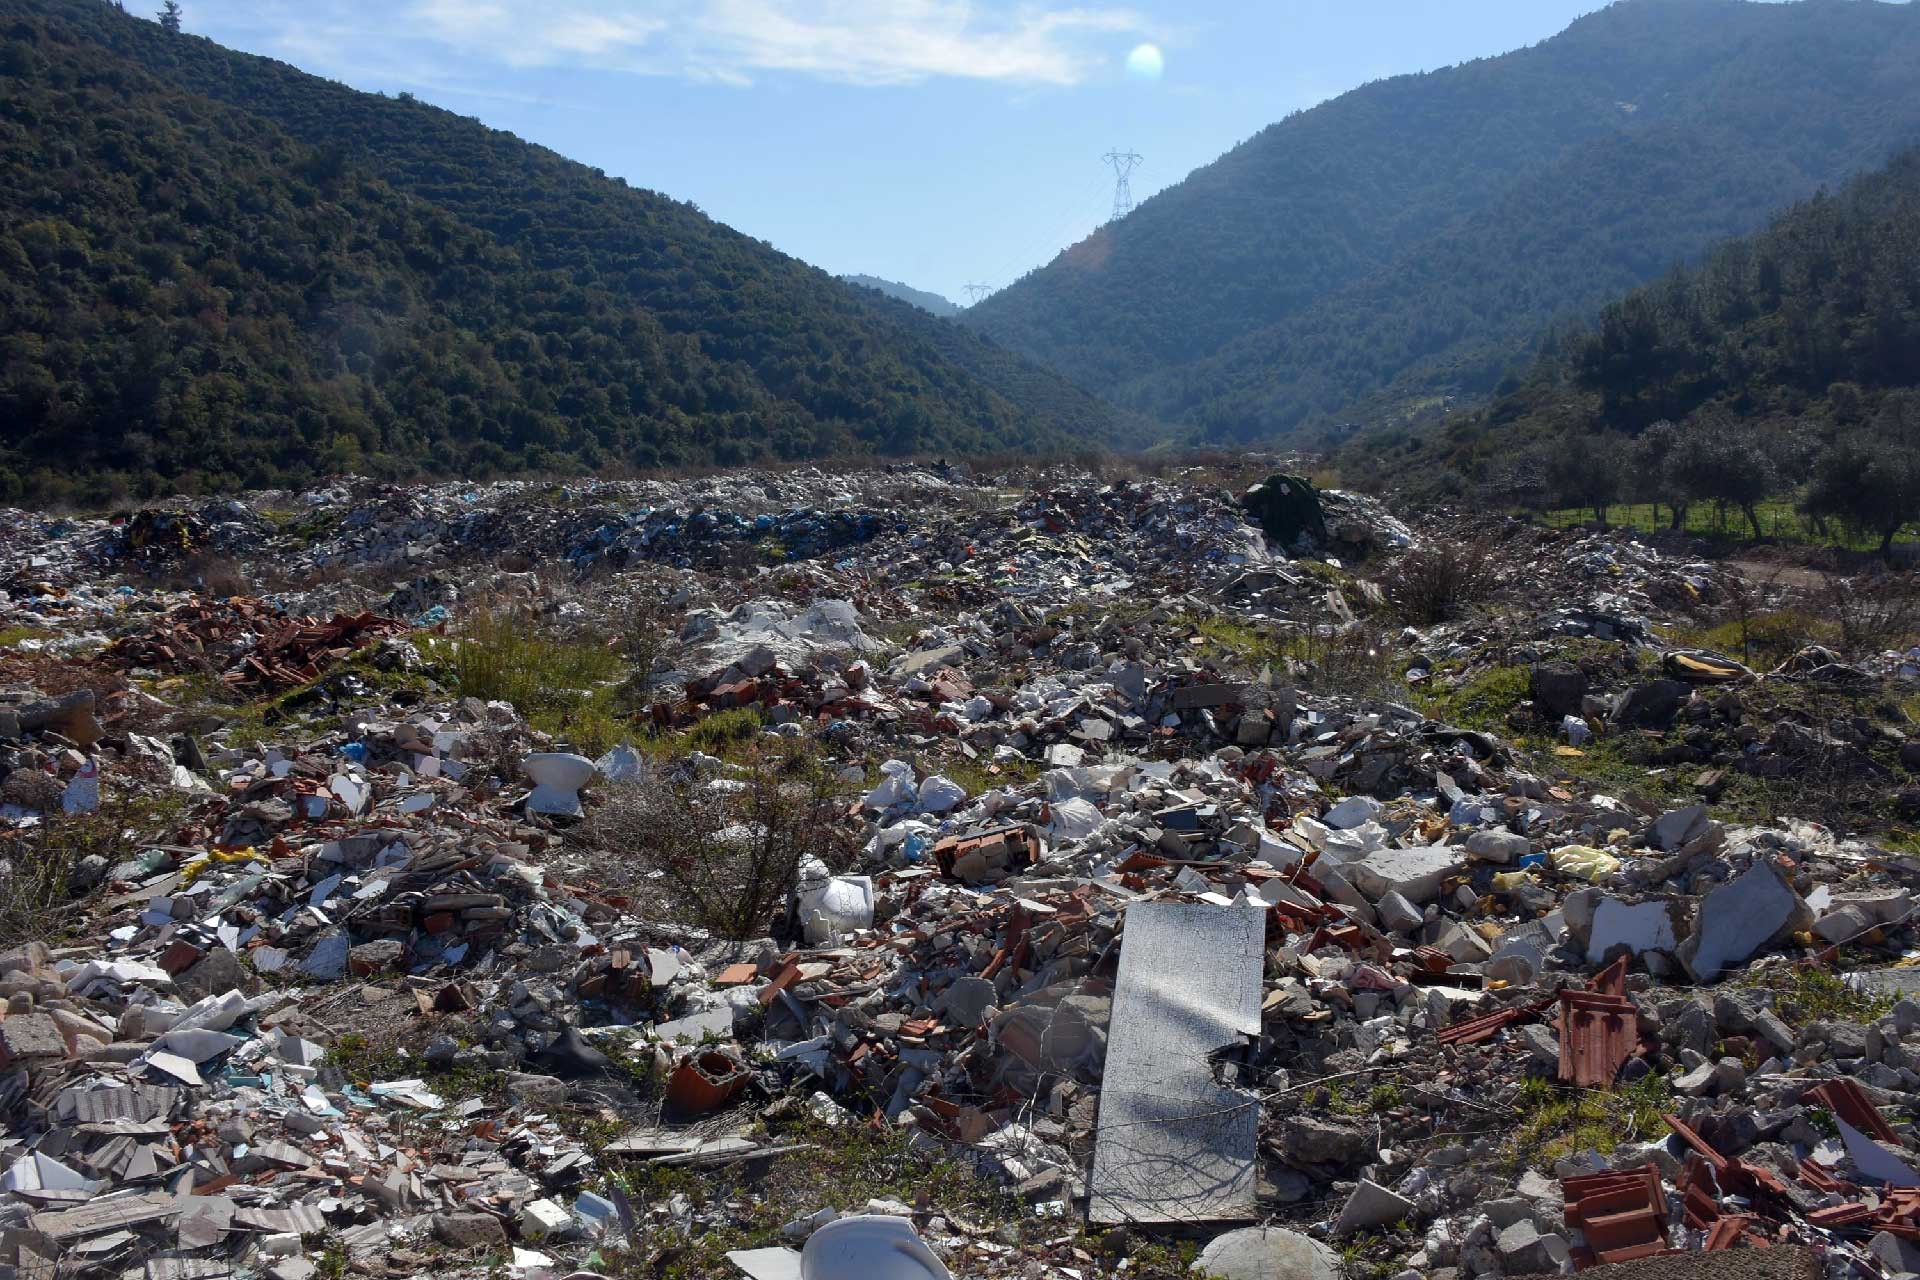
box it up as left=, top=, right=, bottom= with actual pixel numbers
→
left=1551, top=844, right=1621, bottom=882
left=1490, top=870, right=1536, bottom=892
left=178, top=845, right=264, bottom=885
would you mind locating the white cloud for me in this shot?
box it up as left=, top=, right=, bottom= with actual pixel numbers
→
left=414, top=0, right=667, bottom=69
left=682, top=1, right=1147, bottom=86
left=221, top=0, right=1152, bottom=89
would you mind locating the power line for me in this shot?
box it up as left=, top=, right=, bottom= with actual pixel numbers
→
left=975, top=171, right=1113, bottom=289
left=962, top=283, right=992, bottom=304
left=1102, top=148, right=1143, bottom=222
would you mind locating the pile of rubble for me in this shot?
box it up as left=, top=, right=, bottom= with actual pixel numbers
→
left=2, top=465, right=1920, bottom=1280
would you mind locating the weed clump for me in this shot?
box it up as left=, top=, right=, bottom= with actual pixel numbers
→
left=1382, top=538, right=1497, bottom=625
left=574, top=743, right=849, bottom=941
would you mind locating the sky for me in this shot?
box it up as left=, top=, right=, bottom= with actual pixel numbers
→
left=170, top=0, right=1614, bottom=305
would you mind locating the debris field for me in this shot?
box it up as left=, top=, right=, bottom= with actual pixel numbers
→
left=4, top=464, right=1920, bottom=1280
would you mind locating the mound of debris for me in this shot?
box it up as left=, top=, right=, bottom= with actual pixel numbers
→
left=2, top=463, right=1919, bottom=1280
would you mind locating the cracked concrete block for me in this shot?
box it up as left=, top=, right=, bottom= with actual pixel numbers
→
left=1346, top=845, right=1462, bottom=905
left=1677, top=860, right=1811, bottom=983
left=1333, top=1179, right=1415, bottom=1237
left=1585, top=897, right=1683, bottom=967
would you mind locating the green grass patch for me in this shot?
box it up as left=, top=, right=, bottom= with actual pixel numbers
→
left=622, top=707, right=771, bottom=766
left=0, top=625, right=41, bottom=647
left=1658, top=610, right=1837, bottom=670
left=1736, top=964, right=1895, bottom=1027
left=422, top=611, right=633, bottom=755
left=675, top=707, right=765, bottom=756
left=938, top=755, right=1044, bottom=798
left=1179, top=611, right=1311, bottom=669
left=1337, top=1231, right=1407, bottom=1280
left=1508, top=1074, right=1672, bottom=1170
left=1417, top=664, right=1531, bottom=732
left=1541, top=500, right=1918, bottom=551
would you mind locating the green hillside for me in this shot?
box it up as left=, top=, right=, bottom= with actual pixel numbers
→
left=0, top=2, right=1134, bottom=502
left=961, top=0, right=1920, bottom=447
left=1364, top=149, right=1920, bottom=550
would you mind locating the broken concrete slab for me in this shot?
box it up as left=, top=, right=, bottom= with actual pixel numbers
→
left=1322, top=795, right=1382, bottom=830
left=1376, top=890, right=1425, bottom=934
left=1650, top=805, right=1711, bottom=852
left=1813, top=890, right=1913, bottom=944
left=1464, top=828, right=1530, bottom=864
left=1676, top=860, right=1812, bottom=983
left=1496, top=1220, right=1569, bottom=1273
left=1839, top=1117, right=1920, bottom=1185
left=1345, top=845, right=1462, bottom=905
left=1089, top=900, right=1263, bottom=1226
left=1194, top=1227, right=1342, bottom=1280
left=1585, top=897, right=1683, bottom=968
left=1333, top=1179, right=1415, bottom=1237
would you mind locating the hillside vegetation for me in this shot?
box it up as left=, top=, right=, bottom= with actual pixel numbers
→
left=1367, top=149, right=1920, bottom=553
left=0, top=1, right=1133, bottom=502
left=963, top=0, right=1920, bottom=447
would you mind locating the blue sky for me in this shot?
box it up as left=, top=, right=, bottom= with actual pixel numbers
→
left=171, top=0, right=1612, bottom=305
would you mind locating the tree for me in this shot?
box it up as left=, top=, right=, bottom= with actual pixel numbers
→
left=158, top=1, right=182, bottom=33
left=1627, top=419, right=1690, bottom=531
left=1546, top=430, right=1623, bottom=526
left=1804, top=394, right=1920, bottom=557
left=1671, top=411, right=1777, bottom=539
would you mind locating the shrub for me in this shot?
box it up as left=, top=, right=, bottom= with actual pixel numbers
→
left=0, top=799, right=167, bottom=948
left=574, top=744, right=850, bottom=941
left=1381, top=539, right=1497, bottom=625
left=1815, top=572, right=1920, bottom=658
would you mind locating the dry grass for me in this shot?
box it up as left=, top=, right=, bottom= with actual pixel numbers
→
left=0, top=795, right=183, bottom=949
left=1380, top=538, right=1497, bottom=625
left=573, top=743, right=852, bottom=940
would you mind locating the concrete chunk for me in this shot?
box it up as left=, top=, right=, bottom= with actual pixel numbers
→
left=1586, top=897, right=1683, bottom=967
left=1650, top=805, right=1710, bottom=851
left=1676, top=860, right=1811, bottom=983
left=1464, top=829, right=1530, bottom=863
left=1195, top=1227, right=1342, bottom=1280
left=1332, top=1179, right=1414, bottom=1237
left=1322, top=796, right=1382, bottom=830
left=1346, top=845, right=1462, bottom=904
left=1375, top=891, right=1425, bottom=934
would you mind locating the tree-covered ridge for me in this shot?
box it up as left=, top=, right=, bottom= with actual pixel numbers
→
left=0, top=2, right=1133, bottom=502
left=35, top=1, right=1139, bottom=446
left=1365, top=149, right=1920, bottom=550
left=961, top=0, right=1920, bottom=446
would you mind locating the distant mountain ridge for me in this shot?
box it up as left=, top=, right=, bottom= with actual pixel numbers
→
left=842, top=275, right=960, bottom=318
left=0, top=0, right=1137, bottom=501
left=962, top=0, right=1920, bottom=448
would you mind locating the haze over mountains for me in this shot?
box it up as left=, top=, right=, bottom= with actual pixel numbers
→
left=841, top=277, right=961, bottom=319
left=962, top=0, right=1920, bottom=449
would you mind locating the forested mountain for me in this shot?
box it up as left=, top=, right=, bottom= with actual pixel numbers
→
left=842, top=276, right=960, bottom=318
left=962, top=0, right=1920, bottom=447
left=1364, top=149, right=1920, bottom=547
left=0, top=2, right=1135, bottom=503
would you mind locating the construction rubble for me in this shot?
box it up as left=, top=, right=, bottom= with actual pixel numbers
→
left=3, top=464, right=1920, bottom=1280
